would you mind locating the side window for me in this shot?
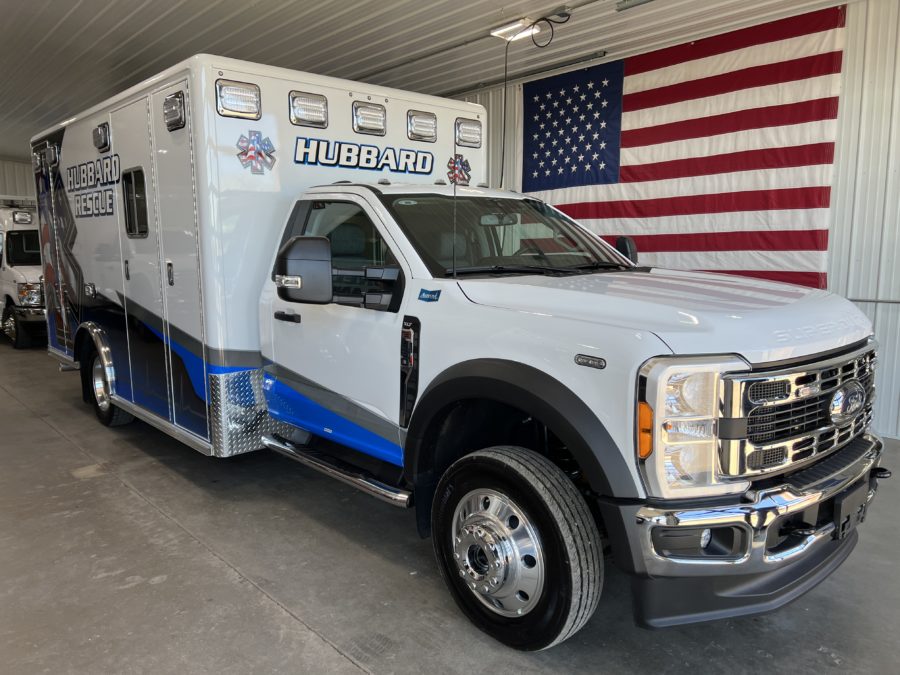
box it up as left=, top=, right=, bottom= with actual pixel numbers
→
left=302, top=201, right=402, bottom=310
left=122, top=168, right=148, bottom=238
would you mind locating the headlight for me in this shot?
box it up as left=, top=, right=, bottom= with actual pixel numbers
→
left=17, top=282, right=42, bottom=307
left=637, top=355, right=749, bottom=499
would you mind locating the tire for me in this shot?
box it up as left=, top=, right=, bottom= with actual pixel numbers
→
left=432, top=446, right=603, bottom=650
left=2, top=306, right=30, bottom=349
left=84, top=350, right=134, bottom=427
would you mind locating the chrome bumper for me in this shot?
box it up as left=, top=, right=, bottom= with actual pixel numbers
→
left=12, top=306, right=46, bottom=321
left=634, top=434, right=883, bottom=577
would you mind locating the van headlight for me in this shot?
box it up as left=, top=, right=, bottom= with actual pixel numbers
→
left=637, top=355, right=749, bottom=499
left=17, top=282, right=42, bottom=307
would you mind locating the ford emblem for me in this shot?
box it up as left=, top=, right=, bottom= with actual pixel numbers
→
left=829, top=380, right=866, bottom=426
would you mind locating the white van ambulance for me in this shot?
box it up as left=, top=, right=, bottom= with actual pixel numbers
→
left=0, top=204, right=44, bottom=348
left=31, top=55, right=889, bottom=650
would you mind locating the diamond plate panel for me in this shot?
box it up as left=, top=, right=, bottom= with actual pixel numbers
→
left=208, top=368, right=292, bottom=457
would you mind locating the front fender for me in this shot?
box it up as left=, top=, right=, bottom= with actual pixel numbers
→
left=404, top=358, right=641, bottom=501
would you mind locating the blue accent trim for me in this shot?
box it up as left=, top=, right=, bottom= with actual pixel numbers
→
left=262, top=374, right=403, bottom=467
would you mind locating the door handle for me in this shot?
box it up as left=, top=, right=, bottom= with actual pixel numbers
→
left=124, top=259, right=130, bottom=281
left=166, top=261, right=174, bottom=286
left=274, top=311, right=301, bottom=324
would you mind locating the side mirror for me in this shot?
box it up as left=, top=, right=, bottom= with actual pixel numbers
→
left=615, top=235, right=638, bottom=264
left=274, top=236, right=332, bottom=303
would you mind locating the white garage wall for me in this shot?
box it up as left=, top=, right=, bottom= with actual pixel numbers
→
left=831, top=0, right=900, bottom=439
left=0, top=158, right=33, bottom=201
left=459, top=0, right=899, bottom=439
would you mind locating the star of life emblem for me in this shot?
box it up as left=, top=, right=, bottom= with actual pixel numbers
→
left=237, top=131, right=276, bottom=174
left=447, top=154, right=471, bottom=185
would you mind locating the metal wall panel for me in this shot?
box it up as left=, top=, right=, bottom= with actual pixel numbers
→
left=832, top=0, right=900, bottom=438
left=0, top=159, right=33, bottom=200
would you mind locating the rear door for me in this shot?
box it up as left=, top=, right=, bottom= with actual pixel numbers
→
left=111, top=98, right=172, bottom=420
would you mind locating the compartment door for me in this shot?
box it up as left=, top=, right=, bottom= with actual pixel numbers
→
left=150, top=82, right=209, bottom=439
left=111, top=98, right=172, bottom=421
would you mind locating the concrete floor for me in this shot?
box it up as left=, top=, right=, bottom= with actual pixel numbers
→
left=0, top=345, right=897, bottom=675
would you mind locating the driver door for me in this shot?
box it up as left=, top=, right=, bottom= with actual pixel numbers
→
left=262, top=195, right=406, bottom=466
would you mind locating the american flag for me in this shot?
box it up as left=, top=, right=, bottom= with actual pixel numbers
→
left=520, top=6, right=845, bottom=289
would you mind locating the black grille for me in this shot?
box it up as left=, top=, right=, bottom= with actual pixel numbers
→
left=747, top=380, right=790, bottom=403
left=747, top=446, right=787, bottom=470
left=747, top=372, right=874, bottom=445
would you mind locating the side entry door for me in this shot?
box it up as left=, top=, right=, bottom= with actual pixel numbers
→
left=265, top=197, right=407, bottom=467
left=110, top=98, right=171, bottom=421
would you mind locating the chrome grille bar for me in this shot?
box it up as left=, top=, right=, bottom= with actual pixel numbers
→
left=719, top=341, right=877, bottom=478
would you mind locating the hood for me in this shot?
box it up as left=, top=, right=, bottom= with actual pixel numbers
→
left=5, top=265, right=42, bottom=285
left=458, top=268, right=872, bottom=365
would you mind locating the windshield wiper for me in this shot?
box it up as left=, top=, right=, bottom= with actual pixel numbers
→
left=444, top=265, right=580, bottom=277
left=572, top=261, right=631, bottom=271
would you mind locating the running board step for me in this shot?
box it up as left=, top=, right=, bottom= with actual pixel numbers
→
left=261, top=434, right=411, bottom=508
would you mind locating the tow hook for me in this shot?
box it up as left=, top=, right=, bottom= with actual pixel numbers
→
left=872, top=467, right=892, bottom=480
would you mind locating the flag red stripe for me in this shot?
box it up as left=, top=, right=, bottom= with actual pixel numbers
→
left=559, top=186, right=831, bottom=219
left=625, top=6, right=846, bottom=76
left=623, top=52, right=842, bottom=113
left=705, top=269, right=827, bottom=289
left=620, top=142, right=835, bottom=182
left=600, top=229, right=828, bottom=252
left=621, top=97, right=839, bottom=148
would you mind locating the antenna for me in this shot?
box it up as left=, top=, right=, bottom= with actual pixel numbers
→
left=451, top=180, right=458, bottom=279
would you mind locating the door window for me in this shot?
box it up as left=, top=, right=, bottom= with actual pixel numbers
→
left=300, top=201, right=402, bottom=310
left=122, top=168, right=149, bottom=238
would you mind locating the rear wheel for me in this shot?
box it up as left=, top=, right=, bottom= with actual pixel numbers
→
left=432, top=446, right=603, bottom=650
left=85, top=351, right=134, bottom=427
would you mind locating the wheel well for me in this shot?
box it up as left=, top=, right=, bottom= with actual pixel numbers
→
left=73, top=328, right=96, bottom=403
left=410, top=397, right=604, bottom=539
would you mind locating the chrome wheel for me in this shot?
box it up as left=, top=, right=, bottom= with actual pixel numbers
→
left=2, top=311, right=15, bottom=342
left=92, top=356, right=111, bottom=412
left=451, top=488, right=544, bottom=617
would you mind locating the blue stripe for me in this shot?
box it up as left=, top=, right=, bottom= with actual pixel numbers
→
left=262, top=374, right=403, bottom=467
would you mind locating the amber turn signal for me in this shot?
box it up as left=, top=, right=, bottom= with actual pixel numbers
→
left=638, top=401, right=654, bottom=459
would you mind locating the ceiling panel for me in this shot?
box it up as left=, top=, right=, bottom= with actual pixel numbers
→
left=0, top=0, right=847, bottom=160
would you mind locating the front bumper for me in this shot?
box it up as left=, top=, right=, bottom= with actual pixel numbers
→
left=600, top=433, right=885, bottom=627
left=12, top=306, right=46, bottom=324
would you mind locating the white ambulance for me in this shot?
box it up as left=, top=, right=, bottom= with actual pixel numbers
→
left=0, top=203, right=44, bottom=348
left=32, top=55, right=888, bottom=650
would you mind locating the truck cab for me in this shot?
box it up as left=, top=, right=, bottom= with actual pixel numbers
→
left=0, top=206, right=45, bottom=348
left=259, top=181, right=887, bottom=647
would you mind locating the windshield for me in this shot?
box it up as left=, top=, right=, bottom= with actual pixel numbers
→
left=6, top=230, right=41, bottom=267
left=378, top=194, right=630, bottom=276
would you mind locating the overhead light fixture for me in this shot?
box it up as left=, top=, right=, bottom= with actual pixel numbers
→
left=616, top=0, right=656, bottom=11
left=490, top=19, right=541, bottom=42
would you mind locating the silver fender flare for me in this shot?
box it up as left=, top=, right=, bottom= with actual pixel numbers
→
left=75, top=321, right=117, bottom=396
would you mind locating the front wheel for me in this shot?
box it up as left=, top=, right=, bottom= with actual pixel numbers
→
left=432, top=446, right=603, bottom=650
left=2, top=306, right=30, bottom=349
